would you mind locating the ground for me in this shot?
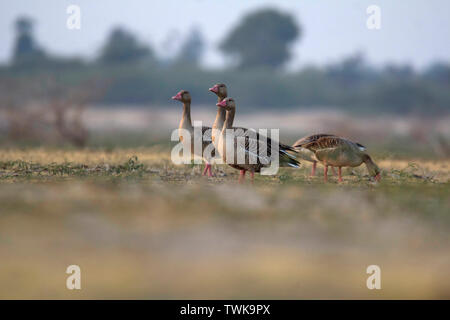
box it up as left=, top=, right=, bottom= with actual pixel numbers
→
left=0, top=147, right=449, bottom=298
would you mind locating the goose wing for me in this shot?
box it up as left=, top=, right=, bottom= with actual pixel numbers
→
left=230, top=133, right=300, bottom=168
left=299, top=136, right=350, bottom=152
left=295, top=134, right=367, bottom=152
left=201, top=126, right=212, bottom=141
left=234, top=134, right=272, bottom=165
left=232, top=127, right=297, bottom=155
left=293, top=133, right=335, bottom=148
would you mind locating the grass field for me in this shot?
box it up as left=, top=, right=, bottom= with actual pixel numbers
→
left=0, top=147, right=449, bottom=299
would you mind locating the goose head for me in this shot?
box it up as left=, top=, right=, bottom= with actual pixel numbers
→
left=373, top=170, right=381, bottom=182
left=216, top=97, right=236, bottom=111
left=371, top=162, right=381, bottom=182
left=209, top=83, right=228, bottom=100
left=363, top=154, right=381, bottom=182
left=171, top=90, right=191, bottom=103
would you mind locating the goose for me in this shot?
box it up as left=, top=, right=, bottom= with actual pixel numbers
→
left=209, top=83, right=228, bottom=145
left=172, top=90, right=215, bottom=177
left=209, top=83, right=252, bottom=148
left=209, top=83, right=297, bottom=170
left=216, top=97, right=300, bottom=183
left=295, top=135, right=381, bottom=182
left=293, top=134, right=338, bottom=177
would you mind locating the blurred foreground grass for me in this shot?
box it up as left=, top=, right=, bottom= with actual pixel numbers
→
left=0, top=147, right=449, bottom=299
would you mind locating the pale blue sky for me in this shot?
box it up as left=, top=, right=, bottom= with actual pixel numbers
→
left=1, top=0, right=449, bottom=69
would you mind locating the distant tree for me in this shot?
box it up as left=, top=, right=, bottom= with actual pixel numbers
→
left=98, top=27, right=154, bottom=64
left=175, top=27, right=205, bottom=66
left=423, top=62, right=450, bottom=83
left=383, top=64, right=414, bottom=80
left=326, top=52, right=375, bottom=86
left=220, top=8, right=300, bottom=69
left=12, top=16, right=46, bottom=64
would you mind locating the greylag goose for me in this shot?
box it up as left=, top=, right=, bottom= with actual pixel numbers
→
left=293, top=134, right=338, bottom=177
left=295, top=135, right=381, bottom=182
left=209, top=83, right=228, bottom=144
left=172, top=90, right=215, bottom=177
left=216, top=97, right=300, bottom=183
left=209, top=84, right=297, bottom=174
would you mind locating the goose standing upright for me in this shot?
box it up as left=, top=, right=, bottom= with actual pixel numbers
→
left=209, top=84, right=298, bottom=181
left=295, top=135, right=381, bottom=182
left=216, top=97, right=300, bottom=183
left=172, top=90, right=215, bottom=177
left=209, top=83, right=228, bottom=145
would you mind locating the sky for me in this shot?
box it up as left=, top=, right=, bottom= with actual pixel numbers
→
left=0, top=0, right=449, bottom=70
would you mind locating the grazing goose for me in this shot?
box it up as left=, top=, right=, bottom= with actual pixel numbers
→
left=293, top=134, right=338, bottom=177
left=172, top=90, right=215, bottom=177
left=216, top=97, right=300, bottom=183
left=295, top=135, right=380, bottom=182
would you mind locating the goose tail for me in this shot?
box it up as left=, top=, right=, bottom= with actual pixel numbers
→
left=279, top=143, right=298, bottom=160
left=280, top=152, right=301, bottom=168
left=280, top=143, right=297, bottom=153
left=356, top=142, right=366, bottom=151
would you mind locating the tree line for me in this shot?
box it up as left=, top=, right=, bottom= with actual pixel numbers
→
left=1, top=9, right=449, bottom=115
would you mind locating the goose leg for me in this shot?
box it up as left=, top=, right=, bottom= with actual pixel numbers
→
left=250, top=171, right=255, bottom=184
left=338, top=167, right=343, bottom=182
left=239, top=170, right=246, bottom=183
left=207, top=164, right=213, bottom=177
left=310, top=161, right=317, bottom=177
left=202, top=164, right=209, bottom=176
left=324, top=165, right=328, bottom=182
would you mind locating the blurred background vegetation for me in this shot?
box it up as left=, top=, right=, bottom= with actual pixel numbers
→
left=1, top=8, right=449, bottom=112
left=0, top=7, right=449, bottom=155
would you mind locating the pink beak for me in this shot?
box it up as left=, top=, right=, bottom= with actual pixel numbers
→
left=374, top=173, right=381, bottom=182
left=209, top=85, right=218, bottom=94
left=216, top=99, right=227, bottom=107
left=171, top=91, right=183, bottom=101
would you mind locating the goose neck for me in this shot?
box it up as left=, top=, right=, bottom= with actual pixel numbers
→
left=223, top=108, right=235, bottom=130
left=181, top=101, right=192, bottom=127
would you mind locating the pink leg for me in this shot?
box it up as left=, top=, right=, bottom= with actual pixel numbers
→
left=338, top=167, right=343, bottom=182
left=239, top=170, right=246, bottom=183
left=202, top=163, right=213, bottom=177
left=310, top=161, right=317, bottom=177
left=250, top=171, right=255, bottom=184
left=207, top=164, right=213, bottom=177
left=202, top=164, right=209, bottom=176
left=324, top=165, right=328, bottom=182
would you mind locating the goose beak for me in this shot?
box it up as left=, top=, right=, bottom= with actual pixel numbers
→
left=374, top=173, right=381, bottom=182
left=209, top=85, right=218, bottom=94
left=171, top=92, right=183, bottom=101
left=216, top=99, right=227, bottom=107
